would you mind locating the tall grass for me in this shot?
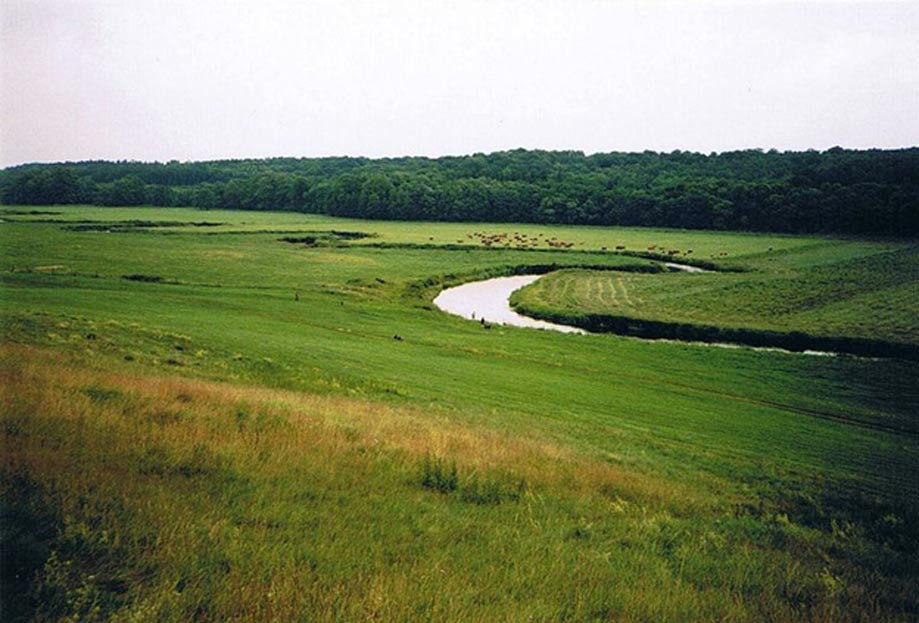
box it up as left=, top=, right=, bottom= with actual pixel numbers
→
left=2, top=345, right=917, bottom=622
left=2, top=207, right=918, bottom=620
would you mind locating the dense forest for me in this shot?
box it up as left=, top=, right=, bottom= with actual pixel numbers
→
left=2, top=148, right=918, bottom=235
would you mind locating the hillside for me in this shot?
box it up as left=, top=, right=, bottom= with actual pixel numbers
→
left=2, top=207, right=918, bottom=621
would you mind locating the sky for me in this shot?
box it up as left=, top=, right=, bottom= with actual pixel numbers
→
left=1, top=0, right=918, bottom=167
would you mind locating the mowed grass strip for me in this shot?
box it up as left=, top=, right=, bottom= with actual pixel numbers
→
left=3, top=344, right=918, bottom=622
left=512, top=242, right=919, bottom=347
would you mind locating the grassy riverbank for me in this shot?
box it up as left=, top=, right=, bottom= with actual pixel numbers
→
left=510, top=244, right=919, bottom=353
left=2, top=206, right=918, bottom=621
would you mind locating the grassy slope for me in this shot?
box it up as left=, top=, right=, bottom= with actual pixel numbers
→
left=2, top=206, right=918, bottom=621
left=511, top=242, right=919, bottom=348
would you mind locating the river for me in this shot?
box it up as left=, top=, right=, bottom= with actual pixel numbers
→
left=432, top=275, right=586, bottom=334
left=432, top=267, right=840, bottom=357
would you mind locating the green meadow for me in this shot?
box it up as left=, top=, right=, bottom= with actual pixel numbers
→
left=2, top=206, right=918, bottom=622
left=511, top=242, right=919, bottom=352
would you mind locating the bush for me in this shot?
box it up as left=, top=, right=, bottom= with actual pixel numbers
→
left=419, top=456, right=526, bottom=505
left=460, top=474, right=525, bottom=506
left=121, top=274, right=163, bottom=283
left=419, top=455, right=458, bottom=493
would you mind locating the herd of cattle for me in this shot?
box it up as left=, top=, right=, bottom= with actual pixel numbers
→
left=438, top=231, right=710, bottom=257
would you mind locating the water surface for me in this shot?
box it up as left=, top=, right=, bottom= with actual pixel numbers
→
left=433, top=275, right=585, bottom=334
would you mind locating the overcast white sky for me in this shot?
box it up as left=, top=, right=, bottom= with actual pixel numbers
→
left=1, top=1, right=918, bottom=167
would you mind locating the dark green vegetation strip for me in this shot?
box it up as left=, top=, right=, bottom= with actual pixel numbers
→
left=1, top=208, right=918, bottom=621
left=512, top=306, right=919, bottom=361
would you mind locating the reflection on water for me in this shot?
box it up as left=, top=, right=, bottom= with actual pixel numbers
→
left=433, top=275, right=585, bottom=334
left=664, top=262, right=712, bottom=273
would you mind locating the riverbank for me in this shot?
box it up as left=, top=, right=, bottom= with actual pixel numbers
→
left=435, top=270, right=918, bottom=360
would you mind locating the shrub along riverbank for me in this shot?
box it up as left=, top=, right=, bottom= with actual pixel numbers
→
left=509, top=301, right=919, bottom=360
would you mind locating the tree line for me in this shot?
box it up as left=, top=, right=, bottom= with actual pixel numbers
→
left=2, top=148, right=917, bottom=236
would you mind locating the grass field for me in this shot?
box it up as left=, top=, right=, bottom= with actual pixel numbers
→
left=510, top=245, right=919, bottom=349
left=2, top=206, right=918, bottom=622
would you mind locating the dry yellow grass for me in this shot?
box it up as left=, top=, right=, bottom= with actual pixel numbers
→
left=0, top=343, right=699, bottom=510
left=2, top=344, right=719, bottom=621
